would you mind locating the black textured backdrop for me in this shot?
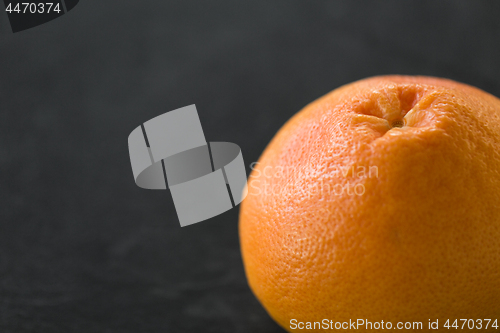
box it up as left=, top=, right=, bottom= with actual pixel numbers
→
left=1, top=1, right=500, bottom=332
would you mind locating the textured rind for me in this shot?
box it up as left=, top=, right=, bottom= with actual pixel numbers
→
left=239, top=76, right=500, bottom=332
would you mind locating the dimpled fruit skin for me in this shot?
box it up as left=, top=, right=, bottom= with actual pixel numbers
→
left=239, top=76, right=500, bottom=332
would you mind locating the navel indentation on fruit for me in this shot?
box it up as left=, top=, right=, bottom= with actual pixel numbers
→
left=351, top=85, right=438, bottom=138
left=391, top=119, right=405, bottom=128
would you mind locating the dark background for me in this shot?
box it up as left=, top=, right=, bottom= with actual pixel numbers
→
left=1, top=1, right=500, bottom=332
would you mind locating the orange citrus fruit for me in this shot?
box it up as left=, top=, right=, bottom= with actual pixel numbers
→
left=239, top=76, right=500, bottom=331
